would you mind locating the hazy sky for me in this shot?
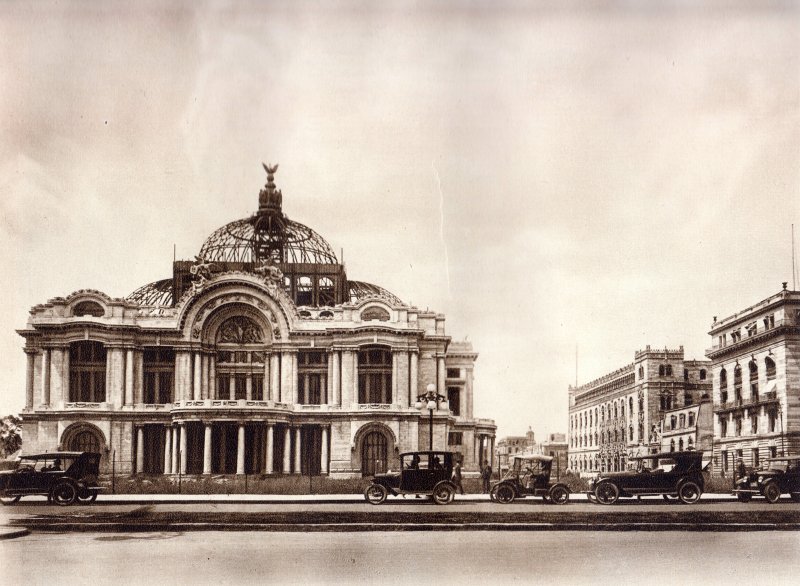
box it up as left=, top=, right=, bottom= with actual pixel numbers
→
left=1, top=1, right=798, bottom=439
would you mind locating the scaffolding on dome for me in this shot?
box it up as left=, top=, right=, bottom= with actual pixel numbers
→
left=127, top=279, right=174, bottom=306
left=348, top=280, right=405, bottom=306
left=198, top=217, right=339, bottom=265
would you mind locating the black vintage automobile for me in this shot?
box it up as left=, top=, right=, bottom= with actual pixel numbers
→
left=489, top=454, right=570, bottom=504
left=588, top=450, right=708, bottom=505
left=0, top=451, right=103, bottom=506
left=733, top=455, right=800, bottom=503
left=364, top=451, right=458, bottom=505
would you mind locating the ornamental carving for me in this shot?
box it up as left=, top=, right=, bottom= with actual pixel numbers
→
left=217, top=316, right=264, bottom=344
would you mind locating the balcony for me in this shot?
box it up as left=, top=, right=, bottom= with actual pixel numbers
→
left=706, top=318, right=798, bottom=355
left=714, top=390, right=779, bottom=413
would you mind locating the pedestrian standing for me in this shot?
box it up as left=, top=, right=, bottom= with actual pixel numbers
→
left=452, top=460, right=464, bottom=495
left=481, top=460, right=493, bottom=493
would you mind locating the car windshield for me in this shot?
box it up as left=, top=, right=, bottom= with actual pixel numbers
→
left=18, top=456, right=76, bottom=472
left=766, top=461, right=788, bottom=473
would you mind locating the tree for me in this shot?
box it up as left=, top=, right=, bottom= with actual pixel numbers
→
left=0, top=415, right=22, bottom=457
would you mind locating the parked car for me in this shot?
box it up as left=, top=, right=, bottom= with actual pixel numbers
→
left=733, top=455, right=800, bottom=503
left=0, top=451, right=102, bottom=506
left=364, top=451, right=458, bottom=505
left=489, top=454, right=570, bottom=504
left=587, top=450, right=708, bottom=505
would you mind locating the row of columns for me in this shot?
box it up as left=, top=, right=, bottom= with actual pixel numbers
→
left=135, top=422, right=329, bottom=476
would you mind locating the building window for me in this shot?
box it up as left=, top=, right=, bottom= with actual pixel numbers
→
left=71, top=429, right=101, bottom=453
left=638, top=366, right=644, bottom=379
left=670, top=439, right=675, bottom=452
left=358, top=346, right=392, bottom=404
left=763, top=314, right=775, bottom=330
left=69, top=341, right=107, bottom=402
left=751, top=448, right=760, bottom=469
left=733, top=365, right=742, bottom=403
left=684, top=392, right=693, bottom=407
left=687, top=437, right=694, bottom=449
left=447, top=386, right=461, bottom=416
left=750, top=412, right=758, bottom=434
left=746, top=322, right=757, bottom=337
left=699, top=369, right=706, bottom=380
left=448, top=432, right=463, bottom=446
left=296, top=276, right=313, bottom=306
left=318, top=277, right=335, bottom=307
left=769, top=446, right=777, bottom=458
left=719, top=334, right=727, bottom=348
left=298, top=351, right=327, bottom=404
left=446, top=368, right=460, bottom=379
left=214, top=316, right=266, bottom=400
left=749, top=360, right=758, bottom=401
left=734, top=416, right=742, bottom=436
left=765, top=357, right=776, bottom=381
left=679, top=414, right=686, bottom=428
left=629, top=425, right=634, bottom=442
left=688, top=412, right=695, bottom=427
left=720, top=368, right=728, bottom=403
left=361, top=306, right=390, bottom=321
left=143, top=347, right=174, bottom=404
left=679, top=438, right=684, bottom=451
left=72, top=301, right=104, bottom=317
left=720, top=416, right=728, bottom=438
left=731, top=329, right=742, bottom=343
left=768, top=409, right=777, bottom=433
left=722, top=451, right=729, bottom=474
left=670, top=415, right=677, bottom=430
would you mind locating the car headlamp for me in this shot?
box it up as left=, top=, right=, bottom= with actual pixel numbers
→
left=758, top=476, right=764, bottom=483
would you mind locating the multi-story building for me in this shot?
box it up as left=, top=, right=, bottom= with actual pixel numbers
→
left=568, top=346, right=711, bottom=474
left=16, top=165, right=496, bottom=478
left=706, top=284, right=800, bottom=477
left=659, top=395, right=713, bottom=454
left=497, top=427, right=535, bottom=470
left=537, top=432, right=568, bottom=474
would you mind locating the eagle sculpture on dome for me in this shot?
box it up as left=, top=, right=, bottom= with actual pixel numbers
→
left=263, top=163, right=279, bottom=175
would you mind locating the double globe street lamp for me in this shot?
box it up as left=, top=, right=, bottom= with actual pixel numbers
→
left=415, top=383, right=448, bottom=452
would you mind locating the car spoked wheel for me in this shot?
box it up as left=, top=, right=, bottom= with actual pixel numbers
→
left=432, top=483, right=454, bottom=505
left=763, top=482, right=781, bottom=504
left=492, top=484, right=515, bottom=504
left=677, top=481, right=701, bottom=504
left=51, top=482, right=78, bottom=506
left=77, top=489, right=98, bottom=504
left=594, top=482, right=619, bottom=505
left=0, top=495, right=21, bottom=506
left=364, top=484, right=388, bottom=505
left=548, top=485, right=569, bottom=505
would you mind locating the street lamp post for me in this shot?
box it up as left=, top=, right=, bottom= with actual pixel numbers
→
left=415, top=383, right=448, bottom=452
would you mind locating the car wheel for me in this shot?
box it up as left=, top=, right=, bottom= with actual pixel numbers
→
left=763, top=482, right=781, bottom=504
left=594, top=482, right=619, bottom=505
left=432, top=483, right=454, bottom=505
left=492, top=484, right=515, bottom=504
left=736, top=493, right=753, bottom=503
left=678, top=481, right=702, bottom=504
left=51, top=482, right=78, bottom=506
left=549, top=485, right=569, bottom=505
left=0, top=495, right=21, bottom=506
left=790, top=493, right=800, bottom=503
left=77, top=489, right=98, bottom=504
left=364, top=484, right=388, bottom=505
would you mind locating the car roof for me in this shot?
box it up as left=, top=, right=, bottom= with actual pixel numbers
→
left=628, top=450, right=703, bottom=460
left=21, top=451, right=91, bottom=459
left=511, top=454, right=553, bottom=462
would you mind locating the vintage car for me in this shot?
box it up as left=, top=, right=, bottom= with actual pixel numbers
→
left=489, top=454, right=570, bottom=504
left=364, top=451, right=458, bottom=505
left=733, top=455, right=800, bottom=503
left=588, top=450, right=708, bottom=505
left=0, top=451, right=103, bottom=506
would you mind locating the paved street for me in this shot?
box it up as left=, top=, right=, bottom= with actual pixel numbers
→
left=2, top=529, right=799, bottom=585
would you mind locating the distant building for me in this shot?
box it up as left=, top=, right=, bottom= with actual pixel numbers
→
left=706, top=284, right=800, bottom=476
left=568, top=346, right=711, bottom=474
left=538, top=432, right=568, bottom=475
left=659, top=395, right=714, bottom=454
left=497, top=427, right=535, bottom=470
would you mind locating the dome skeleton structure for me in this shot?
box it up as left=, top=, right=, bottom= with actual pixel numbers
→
left=127, top=164, right=403, bottom=309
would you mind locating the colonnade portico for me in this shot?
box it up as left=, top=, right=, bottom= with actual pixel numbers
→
left=134, top=420, right=330, bottom=476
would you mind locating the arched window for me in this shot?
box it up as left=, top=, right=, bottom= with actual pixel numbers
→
left=358, top=346, right=392, bottom=404
left=665, top=365, right=673, bottom=376
left=687, top=436, right=694, bottom=448
left=629, top=397, right=634, bottom=413
left=296, top=276, right=313, bottom=306
left=361, top=431, right=388, bottom=476
left=69, top=341, right=107, bottom=402
left=72, top=301, right=104, bottom=317
left=362, top=306, right=390, bottom=322
left=215, top=316, right=266, bottom=401
left=70, top=429, right=101, bottom=453
left=670, top=439, right=676, bottom=452
left=318, top=277, right=335, bottom=307
left=733, top=365, right=743, bottom=402
left=688, top=412, right=695, bottom=427
left=765, top=357, right=776, bottom=381
left=699, top=369, right=707, bottom=380
left=659, top=365, right=665, bottom=376
left=679, top=438, right=684, bottom=451
left=749, top=360, right=759, bottom=400
left=638, top=366, right=644, bottom=379
left=629, top=425, right=634, bottom=442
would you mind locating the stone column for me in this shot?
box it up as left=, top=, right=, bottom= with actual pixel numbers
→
left=281, top=352, right=292, bottom=403
left=200, top=354, right=208, bottom=400
left=264, top=355, right=271, bottom=401
left=49, top=348, right=65, bottom=407
left=203, top=422, right=212, bottom=475
left=25, top=351, right=35, bottom=409
left=321, top=426, right=329, bottom=474
left=352, top=351, right=359, bottom=405
left=283, top=427, right=291, bottom=473
left=179, top=424, right=187, bottom=474
left=392, top=352, right=399, bottom=405
left=265, top=424, right=274, bottom=474
left=246, top=376, right=253, bottom=401
left=291, top=353, right=299, bottom=405
left=294, top=427, right=302, bottom=474
left=134, top=350, right=144, bottom=404
left=397, top=352, right=410, bottom=408
left=175, top=351, right=190, bottom=402
left=193, top=352, right=202, bottom=401
left=410, top=350, right=419, bottom=405
left=136, top=426, right=145, bottom=474
left=125, top=349, right=134, bottom=406
left=437, top=356, right=446, bottom=394
left=171, top=426, right=179, bottom=475
left=163, top=426, right=172, bottom=474
left=332, top=351, right=341, bottom=406
left=341, top=350, right=353, bottom=406
left=270, top=353, right=280, bottom=402
left=236, top=423, right=246, bottom=475
left=209, top=354, right=217, bottom=400
left=40, top=348, right=51, bottom=406
left=61, top=348, right=70, bottom=406
left=327, top=353, right=334, bottom=405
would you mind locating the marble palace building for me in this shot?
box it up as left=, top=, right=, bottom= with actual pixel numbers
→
left=18, top=164, right=496, bottom=478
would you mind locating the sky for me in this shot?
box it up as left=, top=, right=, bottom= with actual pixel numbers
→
left=1, top=1, right=798, bottom=439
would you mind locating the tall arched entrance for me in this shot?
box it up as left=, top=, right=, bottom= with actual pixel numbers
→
left=361, top=431, right=388, bottom=476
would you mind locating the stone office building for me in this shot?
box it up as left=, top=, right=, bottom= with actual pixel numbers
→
left=706, top=284, right=800, bottom=476
left=17, top=165, right=496, bottom=477
left=568, top=346, right=711, bottom=474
